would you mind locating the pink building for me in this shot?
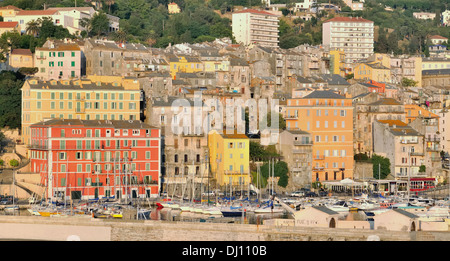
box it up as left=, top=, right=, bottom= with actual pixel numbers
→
left=34, top=40, right=82, bottom=80
left=29, top=119, right=161, bottom=201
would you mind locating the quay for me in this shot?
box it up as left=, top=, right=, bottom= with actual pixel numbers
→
left=0, top=215, right=449, bottom=241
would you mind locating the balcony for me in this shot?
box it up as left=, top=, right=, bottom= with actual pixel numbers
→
left=224, top=171, right=249, bottom=175
left=410, top=151, right=425, bottom=156
left=293, top=140, right=313, bottom=146
left=285, top=115, right=299, bottom=119
left=27, top=143, right=49, bottom=150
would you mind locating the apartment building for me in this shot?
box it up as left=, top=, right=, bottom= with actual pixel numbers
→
left=21, top=75, right=141, bottom=145
left=146, top=96, right=209, bottom=197
left=353, top=62, right=391, bottom=83
left=373, top=120, right=425, bottom=180
left=208, top=129, right=250, bottom=188
left=34, top=40, right=82, bottom=80
left=232, top=9, right=280, bottom=47
left=322, top=17, right=374, bottom=67
left=353, top=98, right=406, bottom=157
left=279, top=129, right=313, bottom=188
left=285, top=90, right=354, bottom=182
left=29, top=119, right=160, bottom=201
left=84, top=39, right=154, bottom=77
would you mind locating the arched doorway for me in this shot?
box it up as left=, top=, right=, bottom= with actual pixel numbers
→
left=411, top=221, right=416, bottom=231
left=329, top=218, right=336, bottom=228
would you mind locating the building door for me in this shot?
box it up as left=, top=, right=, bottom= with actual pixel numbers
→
left=329, top=218, right=336, bottom=228
left=94, top=188, right=98, bottom=199
left=71, top=191, right=82, bottom=200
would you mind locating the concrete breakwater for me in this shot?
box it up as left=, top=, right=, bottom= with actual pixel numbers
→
left=0, top=216, right=448, bottom=241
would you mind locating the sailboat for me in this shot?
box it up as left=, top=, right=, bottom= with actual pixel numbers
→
left=5, top=170, right=19, bottom=215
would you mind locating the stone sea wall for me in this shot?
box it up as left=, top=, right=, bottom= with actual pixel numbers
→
left=1, top=216, right=448, bottom=241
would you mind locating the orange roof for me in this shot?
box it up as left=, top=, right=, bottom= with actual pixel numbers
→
left=324, top=16, right=373, bottom=23
left=233, top=9, right=278, bottom=16
left=429, top=35, right=448, bottom=39
left=16, top=10, right=58, bottom=16
left=11, top=49, right=32, bottom=56
left=37, top=44, right=80, bottom=51
left=220, top=129, right=248, bottom=139
left=377, top=119, right=407, bottom=127
left=0, top=21, right=18, bottom=28
left=0, top=5, right=22, bottom=11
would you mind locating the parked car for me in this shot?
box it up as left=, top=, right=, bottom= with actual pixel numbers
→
left=202, top=191, right=215, bottom=197
left=304, top=192, right=318, bottom=197
left=290, top=191, right=305, bottom=197
left=318, top=191, right=329, bottom=197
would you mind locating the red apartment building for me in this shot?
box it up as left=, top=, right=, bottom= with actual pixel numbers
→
left=29, top=119, right=161, bottom=201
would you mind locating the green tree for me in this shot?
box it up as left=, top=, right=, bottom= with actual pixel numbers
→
left=25, top=19, right=41, bottom=37
left=9, top=159, right=19, bottom=168
left=0, top=71, right=24, bottom=129
left=90, top=12, right=110, bottom=37
left=372, top=154, right=390, bottom=179
left=260, top=160, right=289, bottom=188
left=401, top=78, right=418, bottom=87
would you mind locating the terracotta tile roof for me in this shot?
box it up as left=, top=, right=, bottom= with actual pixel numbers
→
left=233, top=9, right=278, bottom=16
left=37, top=44, right=80, bottom=51
left=429, top=35, right=448, bottom=40
left=0, top=5, right=22, bottom=11
left=324, top=16, right=373, bottom=23
left=220, top=129, right=248, bottom=139
left=16, top=10, right=59, bottom=16
left=377, top=119, right=407, bottom=127
left=0, top=21, right=18, bottom=28
left=11, top=49, right=32, bottom=56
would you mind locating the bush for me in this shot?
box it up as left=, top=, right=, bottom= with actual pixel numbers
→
left=9, top=159, right=19, bottom=167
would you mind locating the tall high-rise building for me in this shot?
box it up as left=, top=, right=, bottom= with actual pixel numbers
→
left=232, top=9, right=280, bottom=47
left=322, top=17, right=374, bottom=67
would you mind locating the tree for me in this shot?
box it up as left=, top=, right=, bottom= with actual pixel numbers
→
left=401, top=77, right=418, bottom=87
left=9, top=159, right=19, bottom=167
left=0, top=71, right=24, bottom=129
left=112, top=30, right=127, bottom=43
left=260, top=160, right=289, bottom=188
left=25, top=19, right=41, bottom=37
left=90, top=12, right=110, bottom=37
left=372, top=154, right=390, bottom=179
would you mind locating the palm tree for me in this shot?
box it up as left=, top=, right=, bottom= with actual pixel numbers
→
left=25, top=19, right=41, bottom=37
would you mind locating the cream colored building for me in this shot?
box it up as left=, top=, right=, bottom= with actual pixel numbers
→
left=322, top=17, right=374, bottom=68
left=9, top=49, right=33, bottom=68
left=232, top=9, right=280, bottom=47
left=168, top=2, right=181, bottom=14
left=0, top=21, right=19, bottom=35
left=21, top=75, right=141, bottom=145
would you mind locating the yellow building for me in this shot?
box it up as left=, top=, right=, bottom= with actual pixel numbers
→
left=329, top=49, right=345, bottom=77
left=167, top=54, right=203, bottom=79
left=353, top=62, right=391, bottom=83
left=21, top=75, right=141, bottom=145
left=0, top=5, right=21, bottom=18
left=208, top=129, right=250, bottom=188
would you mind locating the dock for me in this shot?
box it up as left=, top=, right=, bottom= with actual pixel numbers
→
left=274, top=197, right=296, bottom=216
